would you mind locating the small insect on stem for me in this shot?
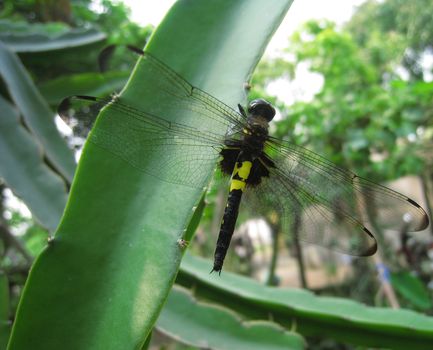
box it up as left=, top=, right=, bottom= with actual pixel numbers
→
left=177, top=238, right=189, bottom=249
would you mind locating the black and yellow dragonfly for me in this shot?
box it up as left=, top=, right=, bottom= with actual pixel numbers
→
left=59, top=50, right=429, bottom=273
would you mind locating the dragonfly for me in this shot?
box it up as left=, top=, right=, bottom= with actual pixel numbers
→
left=59, top=50, right=429, bottom=273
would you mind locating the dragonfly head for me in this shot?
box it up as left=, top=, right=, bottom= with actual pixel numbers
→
left=247, top=99, right=275, bottom=122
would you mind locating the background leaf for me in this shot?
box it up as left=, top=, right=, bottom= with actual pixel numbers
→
left=0, top=95, right=68, bottom=231
left=39, top=71, right=129, bottom=106
left=0, top=42, right=76, bottom=183
left=177, top=254, right=433, bottom=350
left=391, top=271, right=433, bottom=311
left=0, top=19, right=106, bottom=52
left=157, top=286, right=305, bottom=350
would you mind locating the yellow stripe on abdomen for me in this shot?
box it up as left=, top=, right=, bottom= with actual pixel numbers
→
left=230, top=161, right=252, bottom=191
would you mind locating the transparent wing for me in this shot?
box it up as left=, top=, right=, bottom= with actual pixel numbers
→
left=62, top=95, right=239, bottom=188
left=60, top=52, right=250, bottom=188
left=243, top=172, right=377, bottom=256
left=95, top=48, right=247, bottom=133
left=266, top=135, right=427, bottom=229
left=242, top=137, right=428, bottom=256
left=129, top=52, right=247, bottom=134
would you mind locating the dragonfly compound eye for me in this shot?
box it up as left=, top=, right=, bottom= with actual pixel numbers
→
left=247, top=98, right=276, bottom=122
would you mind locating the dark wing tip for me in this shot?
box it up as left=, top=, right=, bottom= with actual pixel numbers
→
left=359, top=227, right=378, bottom=256
left=57, top=97, right=72, bottom=119
left=406, top=198, right=430, bottom=231
left=126, top=45, right=145, bottom=56
left=415, top=211, right=430, bottom=231
left=407, top=197, right=421, bottom=208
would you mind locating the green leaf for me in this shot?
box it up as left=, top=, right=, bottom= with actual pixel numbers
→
left=0, top=96, right=68, bottom=231
left=391, top=271, right=433, bottom=311
left=0, top=42, right=76, bottom=182
left=38, top=71, right=130, bottom=106
left=157, top=286, right=305, bottom=350
left=0, top=272, right=10, bottom=350
left=177, top=254, right=433, bottom=350
left=0, top=19, right=69, bottom=36
left=7, top=1, right=294, bottom=349
left=0, top=272, right=9, bottom=323
left=0, top=19, right=106, bottom=52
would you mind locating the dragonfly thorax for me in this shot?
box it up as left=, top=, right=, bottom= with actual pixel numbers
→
left=243, top=117, right=269, bottom=156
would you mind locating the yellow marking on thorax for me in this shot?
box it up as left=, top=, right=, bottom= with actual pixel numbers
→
left=230, top=161, right=252, bottom=192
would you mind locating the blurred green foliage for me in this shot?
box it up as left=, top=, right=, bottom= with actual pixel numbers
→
left=250, top=0, right=433, bottom=320
left=348, top=0, right=433, bottom=80
left=255, top=18, right=431, bottom=181
left=0, top=0, right=152, bottom=80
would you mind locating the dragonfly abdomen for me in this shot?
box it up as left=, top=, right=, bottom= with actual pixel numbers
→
left=213, top=154, right=253, bottom=272
left=212, top=188, right=243, bottom=273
